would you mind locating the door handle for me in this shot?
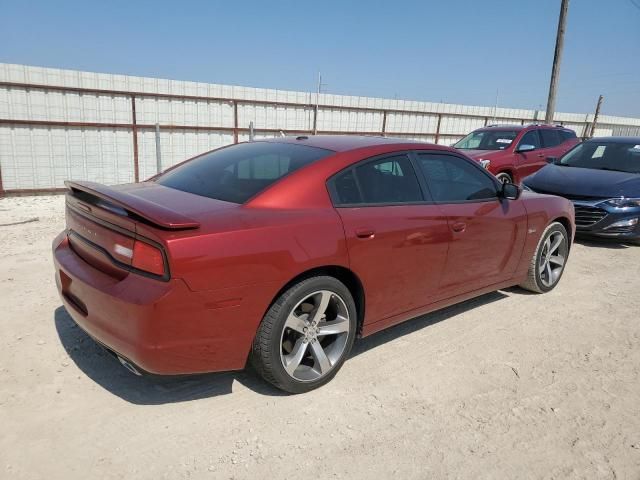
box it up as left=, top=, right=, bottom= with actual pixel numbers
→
left=355, top=228, right=375, bottom=239
left=537, top=153, right=545, bottom=158
left=451, top=222, right=466, bottom=233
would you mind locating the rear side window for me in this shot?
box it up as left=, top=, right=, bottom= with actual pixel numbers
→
left=559, top=129, right=577, bottom=142
left=416, top=153, right=498, bottom=202
left=539, top=129, right=561, bottom=148
left=332, top=154, right=423, bottom=205
left=156, top=142, right=332, bottom=203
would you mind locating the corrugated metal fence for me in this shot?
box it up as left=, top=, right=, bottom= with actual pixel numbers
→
left=1, top=63, right=640, bottom=195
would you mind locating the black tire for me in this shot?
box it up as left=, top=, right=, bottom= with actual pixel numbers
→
left=250, top=276, right=357, bottom=394
left=519, top=221, right=569, bottom=293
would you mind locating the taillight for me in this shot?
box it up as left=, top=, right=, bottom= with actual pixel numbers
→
left=131, top=240, right=166, bottom=277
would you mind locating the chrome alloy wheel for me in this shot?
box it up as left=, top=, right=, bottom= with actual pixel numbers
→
left=495, top=172, right=513, bottom=184
left=538, top=230, right=567, bottom=288
left=279, top=290, right=351, bottom=382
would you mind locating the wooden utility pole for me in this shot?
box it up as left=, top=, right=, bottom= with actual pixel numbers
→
left=544, top=0, right=570, bottom=124
left=589, top=95, right=604, bottom=138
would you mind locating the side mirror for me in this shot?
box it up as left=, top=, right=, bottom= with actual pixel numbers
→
left=500, top=182, right=521, bottom=200
left=516, top=144, right=535, bottom=153
left=546, top=156, right=559, bottom=164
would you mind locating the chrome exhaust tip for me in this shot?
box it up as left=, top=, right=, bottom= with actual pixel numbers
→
left=117, top=356, right=142, bottom=376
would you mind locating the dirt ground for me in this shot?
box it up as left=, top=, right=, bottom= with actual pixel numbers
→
left=1, top=195, right=639, bottom=480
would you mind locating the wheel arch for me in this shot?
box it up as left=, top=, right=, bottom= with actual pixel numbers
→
left=552, top=216, right=573, bottom=249
left=266, top=265, right=366, bottom=336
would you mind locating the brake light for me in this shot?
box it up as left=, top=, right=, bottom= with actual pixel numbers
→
left=131, top=240, right=166, bottom=276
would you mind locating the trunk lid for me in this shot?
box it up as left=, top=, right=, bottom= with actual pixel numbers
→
left=64, top=180, right=237, bottom=279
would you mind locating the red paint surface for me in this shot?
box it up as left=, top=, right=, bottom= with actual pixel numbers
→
left=53, top=137, right=575, bottom=375
left=462, top=125, right=580, bottom=184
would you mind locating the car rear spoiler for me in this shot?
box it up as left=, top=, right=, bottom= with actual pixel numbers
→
left=64, top=180, right=200, bottom=230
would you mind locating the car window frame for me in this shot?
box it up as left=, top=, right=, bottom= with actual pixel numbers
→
left=410, top=151, right=502, bottom=205
left=539, top=128, right=562, bottom=149
left=327, top=151, right=434, bottom=208
left=558, top=129, right=577, bottom=143
left=516, top=129, right=542, bottom=151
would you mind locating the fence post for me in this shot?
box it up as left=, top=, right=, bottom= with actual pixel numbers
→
left=434, top=114, right=442, bottom=144
left=312, top=105, right=318, bottom=135
left=233, top=101, right=239, bottom=143
left=131, top=96, right=139, bottom=183
left=381, top=110, right=387, bottom=136
left=249, top=121, right=255, bottom=141
left=0, top=168, right=4, bottom=197
left=155, top=123, right=162, bottom=174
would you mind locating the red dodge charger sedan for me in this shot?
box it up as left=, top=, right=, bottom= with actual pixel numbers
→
left=53, top=136, right=575, bottom=393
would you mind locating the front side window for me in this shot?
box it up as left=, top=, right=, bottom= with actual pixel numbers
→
left=454, top=130, right=519, bottom=151
left=518, top=130, right=541, bottom=150
left=332, top=154, right=423, bottom=205
left=156, top=142, right=332, bottom=203
left=560, top=142, right=640, bottom=174
left=416, top=153, right=498, bottom=202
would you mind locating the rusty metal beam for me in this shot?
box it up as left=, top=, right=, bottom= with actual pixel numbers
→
left=434, top=114, right=442, bottom=144
left=233, top=101, right=239, bottom=144
left=0, top=118, right=133, bottom=129
left=0, top=118, right=466, bottom=138
left=0, top=80, right=539, bottom=123
left=0, top=118, right=235, bottom=131
left=312, top=106, right=318, bottom=135
left=131, top=96, right=139, bottom=183
left=2, top=187, right=68, bottom=196
left=0, top=164, right=4, bottom=197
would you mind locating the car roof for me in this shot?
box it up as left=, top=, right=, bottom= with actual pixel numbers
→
left=260, top=135, right=432, bottom=152
left=585, top=136, right=640, bottom=144
left=475, top=123, right=573, bottom=133
left=477, top=124, right=526, bottom=131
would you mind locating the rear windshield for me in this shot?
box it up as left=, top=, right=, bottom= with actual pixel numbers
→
left=156, top=142, right=333, bottom=203
left=454, top=130, right=519, bottom=150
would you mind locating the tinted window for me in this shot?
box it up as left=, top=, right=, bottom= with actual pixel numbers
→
left=333, top=155, right=423, bottom=204
left=559, top=129, right=577, bottom=142
left=539, top=129, right=561, bottom=148
left=519, top=130, right=541, bottom=150
left=157, top=142, right=332, bottom=203
left=560, top=141, right=640, bottom=174
left=416, top=154, right=497, bottom=202
left=333, top=170, right=361, bottom=204
left=454, top=130, right=519, bottom=150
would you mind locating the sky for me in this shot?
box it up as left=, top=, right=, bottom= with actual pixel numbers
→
left=1, top=0, right=639, bottom=118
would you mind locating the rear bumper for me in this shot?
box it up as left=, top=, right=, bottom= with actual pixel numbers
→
left=52, top=231, right=271, bottom=375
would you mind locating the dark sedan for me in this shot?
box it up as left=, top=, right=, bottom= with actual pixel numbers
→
left=523, top=137, right=640, bottom=242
